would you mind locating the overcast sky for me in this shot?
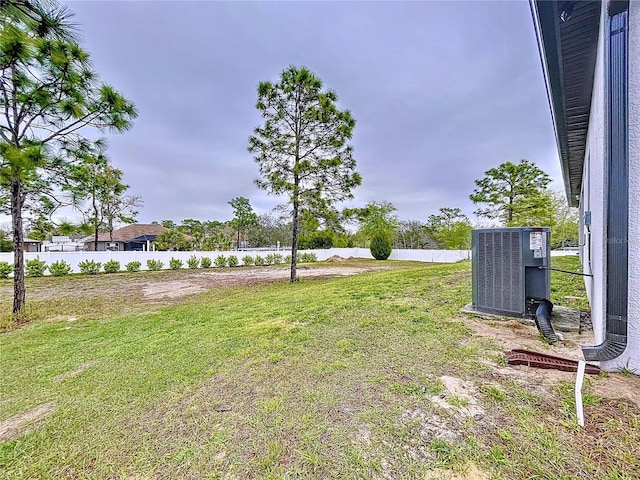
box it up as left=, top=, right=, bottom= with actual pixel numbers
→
left=44, top=0, right=560, bottom=225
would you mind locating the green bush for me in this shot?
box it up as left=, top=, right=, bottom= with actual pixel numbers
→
left=146, top=259, right=164, bottom=271
left=78, top=259, right=102, bottom=275
left=0, top=261, right=13, bottom=279
left=298, top=252, right=318, bottom=263
left=273, top=253, right=284, bottom=264
left=227, top=255, right=238, bottom=267
left=169, top=257, right=183, bottom=270
left=49, top=260, right=72, bottom=277
left=200, top=257, right=212, bottom=268
left=25, top=257, right=47, bottom=277
left=370, top=232, right=392, bottom=260
left=284, top=255, right=292, bottom=264
left=254, top=255, right=265, bottom=266
left=126, top=261, right=141, bottom=272
left=26, top=258, right=47, bottom=277
left=187, top=255, right=200, bottom=269
left=214, top=255, right=227, bottom=268
left=242, top=255, right=254, bottom=266
left=103, top=260, right=121, bottom=274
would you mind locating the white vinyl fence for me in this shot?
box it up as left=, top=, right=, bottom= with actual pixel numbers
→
left=0, top=248, right=579, bottom=277
left=0, top=248, right=472, bottom=276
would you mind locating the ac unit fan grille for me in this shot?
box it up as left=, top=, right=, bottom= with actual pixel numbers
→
left=476, top=230, right=522, bottom=314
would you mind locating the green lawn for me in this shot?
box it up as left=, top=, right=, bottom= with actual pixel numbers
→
left=1, top=258, right=638, bottom=479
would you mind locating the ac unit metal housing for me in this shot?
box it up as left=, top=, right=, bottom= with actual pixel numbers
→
left=472, top=227, right=550, bottom=318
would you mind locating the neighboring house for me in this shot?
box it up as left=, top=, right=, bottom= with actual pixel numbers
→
left=4, top=236, right=42, bottom=252
left=531, top=0, right=638, bottom=372
left=83, top=224, right=171, bottom=252
left=23, top=238, right=42, bottom=253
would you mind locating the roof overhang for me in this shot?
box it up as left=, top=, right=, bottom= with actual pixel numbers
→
left=530, top=0, right=601, bottom=206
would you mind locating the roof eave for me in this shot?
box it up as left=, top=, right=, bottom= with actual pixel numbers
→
left=530, top=0, right=600, bottom=208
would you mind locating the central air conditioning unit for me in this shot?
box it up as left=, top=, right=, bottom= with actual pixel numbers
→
left=472, top=227, right=550, bottom=318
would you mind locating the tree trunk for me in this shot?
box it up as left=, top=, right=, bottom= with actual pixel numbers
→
left=11, top=179, right=26, bottom=315
left=290, top=198, right=299, bottom=283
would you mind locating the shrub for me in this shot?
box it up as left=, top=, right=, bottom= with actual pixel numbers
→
left=146, top=259, right=164, bottom=271
left=214, top=255, right=227, bottom=268
left=298, top=252, right=318, bottom=263
left=103, top=260, right=121, bottom=274
left=200, top=257, right=212, bottom=268
left=187, top=255, right=200, bottom=269
left=265, top=254, right=275, bottom=265
left=254, top=255, right=265, bottom=266
left=169, top=257, right=183, bottom=270
left=0, top=261, right=13, bottom=279
left=78, top=259, right=102, bottom=275
left=49, top=260, right=72, bottom=277
left=284, top=255, right=292, bottom=264
left=370, top=232, right=392, bottom=260
left=25, top=258, right=47, bottom=277
left=227, top=255, right=238, bottom=267
left=272, top=253, right=284, bottom=264
left=126, top=261, right=141, bottom=272
left=242, top=255, right=254, bottom=266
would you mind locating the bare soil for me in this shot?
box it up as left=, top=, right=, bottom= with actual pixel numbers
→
left=53, top=360, right=100, bottom=383
left=0, top=403, right=57, bottom=441
left=468, top=317, right=640, bottom=407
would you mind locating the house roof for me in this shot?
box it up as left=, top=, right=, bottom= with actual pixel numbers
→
left=530, top=0, right=602, bottom=206
left=23, top=238, right=42, bottom=243
left=85, top=224, right=170, bottom=243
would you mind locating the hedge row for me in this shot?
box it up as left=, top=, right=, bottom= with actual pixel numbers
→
left=0, top=253, right=318, bottom=278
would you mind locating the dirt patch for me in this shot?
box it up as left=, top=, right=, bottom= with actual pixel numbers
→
left=54, top=360, right=100, bottom=383
left=431, top=376, right=485, bottom=420
left=326, top=255, right=346, bottom=262
left=139, top=266, right=379, bottom=300
left=0, top=402, right=57, bottom=441
left=142, top=281, right=206, bottom=299
left=423, top=464, right=490, bottom=480
left=468, top=317, right=640, bottom=407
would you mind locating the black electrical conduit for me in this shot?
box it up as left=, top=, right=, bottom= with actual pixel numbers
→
left=537, top=266, right=593, bottom=277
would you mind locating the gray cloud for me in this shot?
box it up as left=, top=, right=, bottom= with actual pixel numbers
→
left=47, top=0, right=561, bottom=225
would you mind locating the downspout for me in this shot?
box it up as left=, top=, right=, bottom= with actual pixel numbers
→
left=583, top=3, right=629, bottom=361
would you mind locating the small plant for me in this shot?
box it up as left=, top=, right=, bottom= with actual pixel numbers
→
left=272, top=253, right=283, bottom=264
left=25, top=257, right=47, bottom=277
left=214, top=255, right=227, bottom=268
left=265, top=254, right=275, bottom=265
left=254, top=255, right=265, bottom=266
left=299, top=252, right=318, bottom=263
left=284, top=255, right=292, bottom=264
left=78, top=259, right=102, bottom=275
left=370, top=232, right=392, bottom=260
left=0, top=261, right=13, bottom=279
left=103, top=260, right=121, bottom=274
left=227, top=255, right=238, bottom=267
left=146, top=259, right=164, bottom=271
left=126, top=261, right=141, bottom=272
left=187, top=255, right=200, bottom=269
left=49, top=260, right=72, bottom=277
left=200, top=257, right=212, bottom=268
left=169, top=257, right=183, bottom=270
left=242, top=255, right=254, bottom=266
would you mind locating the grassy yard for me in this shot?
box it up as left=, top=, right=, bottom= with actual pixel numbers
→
left=0, top=258, right=638, bottom=479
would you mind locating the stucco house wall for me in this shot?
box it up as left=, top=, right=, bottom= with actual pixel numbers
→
left=582, top=1, right=607, bottom=350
